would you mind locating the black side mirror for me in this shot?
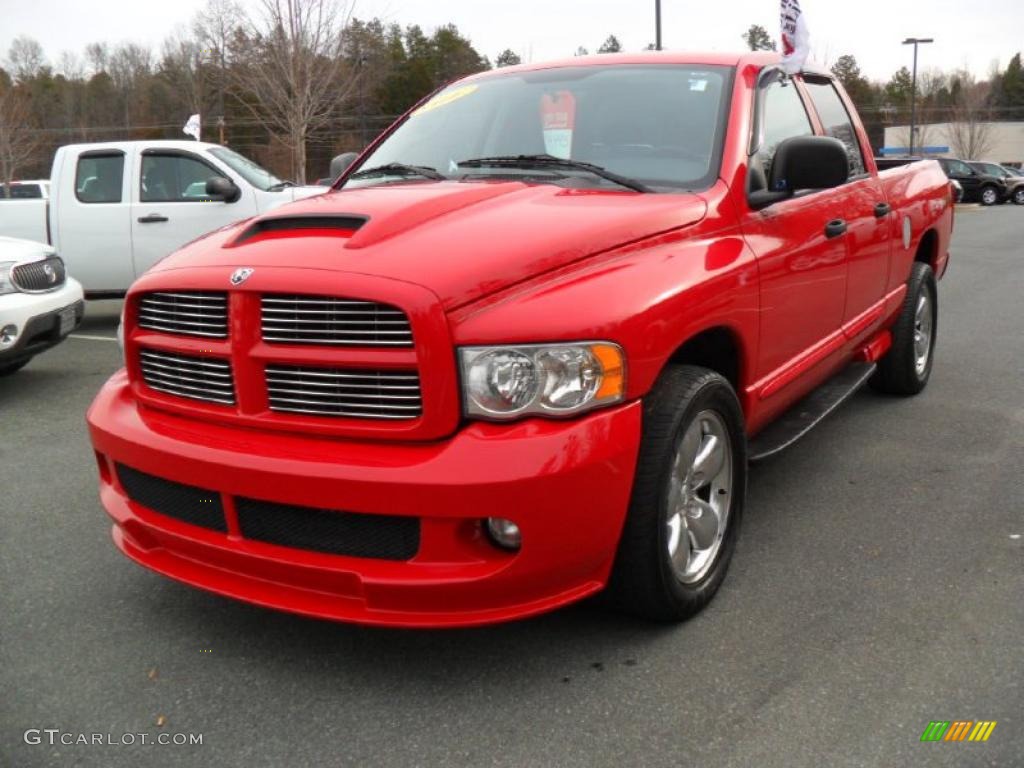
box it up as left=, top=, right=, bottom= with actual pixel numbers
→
left=329, top=152, right=360, bottom=182
left=206, top=176, right=241, bottom=203
left=750, top=136, right=850, bottom=210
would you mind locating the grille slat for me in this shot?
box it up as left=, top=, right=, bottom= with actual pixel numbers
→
left=266, top=364, right=422, bottom=419
left=261, top=294, right=413, bottom=347
left=11, top=257, right=66, bottom=292
left=140, top=348, right=236, bottom=406
left=139, top=292, right=228, bottom=338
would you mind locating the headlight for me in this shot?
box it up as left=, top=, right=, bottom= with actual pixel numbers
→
left=460, top=342, right=625, bottom=420
left=0, top=262, right=19, bottom=295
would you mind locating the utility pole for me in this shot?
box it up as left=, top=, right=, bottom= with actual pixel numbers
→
left=655, top=0, right=663, bottom=51
left=902, top=37, right=934, bottom=156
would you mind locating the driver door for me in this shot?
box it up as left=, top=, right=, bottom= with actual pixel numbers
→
left=130, top=150, right=256, bottom=278
left=740, top=76, right=850, bottom=410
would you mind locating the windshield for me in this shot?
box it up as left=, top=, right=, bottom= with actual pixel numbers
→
left=208, top=147, right=284, bottom=191
left=342, top=64, right=732, bottom=192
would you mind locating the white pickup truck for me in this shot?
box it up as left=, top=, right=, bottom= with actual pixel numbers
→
left=0, top=141, right=324, bottom=297
left=0, top=180, right=50, bottom=243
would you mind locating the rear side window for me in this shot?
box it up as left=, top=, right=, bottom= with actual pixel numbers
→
left=76, top=154, right=125, bottom=203
left=803, top=78, right=866, bottom=177
left=0, top=184, right=42, bottom=199
left=141, top=154, right=221, bottom=202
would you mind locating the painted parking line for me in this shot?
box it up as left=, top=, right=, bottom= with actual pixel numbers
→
left=69, top=334, right=118, bottom=342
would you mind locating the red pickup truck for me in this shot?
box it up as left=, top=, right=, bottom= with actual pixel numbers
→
left=87, top=52, right=953, bottom=627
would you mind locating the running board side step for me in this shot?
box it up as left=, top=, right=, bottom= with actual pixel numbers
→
left=748, top=362, right=876, bottom=463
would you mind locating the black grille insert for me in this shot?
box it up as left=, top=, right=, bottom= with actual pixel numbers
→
left=12, top=257, right=66, bottom=292
left=236, top=497, right=419, bottom=560
left=116, top=464, right=227, bottom=532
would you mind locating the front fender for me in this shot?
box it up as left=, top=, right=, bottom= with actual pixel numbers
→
left=448, top=225, right=760, bottom=404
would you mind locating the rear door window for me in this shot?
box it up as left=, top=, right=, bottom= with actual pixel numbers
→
left=802, top=77, right=866, bottom=177
left=76, top=154, right=125, bottom=203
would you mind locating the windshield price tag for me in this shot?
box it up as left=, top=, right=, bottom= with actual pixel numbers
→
left=541, top=91, right=576, bottom=160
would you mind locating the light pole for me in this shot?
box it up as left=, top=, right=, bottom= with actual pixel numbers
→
left=655, top=0, right=662, bottom=50
left=902, top=37, right=934, bottom=156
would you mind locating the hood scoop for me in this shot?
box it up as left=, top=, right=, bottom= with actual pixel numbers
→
left=230, top=214, right=368, bottom=246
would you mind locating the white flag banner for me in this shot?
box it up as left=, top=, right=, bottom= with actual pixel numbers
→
left=780, top=0, right=810, bottom=75
left=183, top=114, right=201, bottom=141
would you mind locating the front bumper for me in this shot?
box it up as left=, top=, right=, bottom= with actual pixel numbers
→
left=0, top=278, right=85, bottom=362
left=87, top=371, right=643, bottom=627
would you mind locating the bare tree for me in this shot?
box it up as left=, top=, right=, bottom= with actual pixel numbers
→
left=194, top=0, right=242, bottom=132
left=108, top=43, right=153, bottom=127
left=6, top=36, right=46, bottom=83
left=0, top=86, right=40, bottom=191
left=161, top=32, right=207, bottom=115
left=228, top=0, right=356, bottom=183
left=947, top=74, right=995, bottom=159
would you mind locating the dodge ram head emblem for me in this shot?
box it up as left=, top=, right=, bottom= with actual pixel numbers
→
left=43, top=263, right=57, bottom=284
left=230, top=267, right=254, bottom=286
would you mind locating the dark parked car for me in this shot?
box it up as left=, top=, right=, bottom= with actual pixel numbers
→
left=967, top=161, right=1024, bottom=205
left=937, top=158, right=1009, bottom=205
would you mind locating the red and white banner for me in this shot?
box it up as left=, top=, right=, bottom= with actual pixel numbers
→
left=780, top=0, right=810, bottom=75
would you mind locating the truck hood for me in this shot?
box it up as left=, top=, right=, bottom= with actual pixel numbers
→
left=157, top=181, right=707, bottom=309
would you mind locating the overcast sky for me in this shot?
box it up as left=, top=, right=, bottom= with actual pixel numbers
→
left=1, top=0, right=1021, bottom=82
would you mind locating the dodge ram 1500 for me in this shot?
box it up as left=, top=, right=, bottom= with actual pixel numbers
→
left=87, top=52, right=953, bottom=627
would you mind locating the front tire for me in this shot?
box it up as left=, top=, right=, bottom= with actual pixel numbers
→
left=1013, top=188, right=1024, bottom=205
left=870, top=262, right=937, bottom=396
left=980, top=186, right=999, bottom=206
left=604, top=366, right=746, bottom=621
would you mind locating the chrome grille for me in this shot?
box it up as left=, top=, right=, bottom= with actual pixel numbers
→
left=261, top=295, right=413, bottom=347
left=11, top=257, right=66, bottom=292
left=266, top=365, right=422, bottom=419
left=138, top=292, right=228, bottom=338
left=139, top=349, right=235, bottom=406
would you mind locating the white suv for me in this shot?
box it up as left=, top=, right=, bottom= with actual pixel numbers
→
left=0, top=236, right=84, bottom=375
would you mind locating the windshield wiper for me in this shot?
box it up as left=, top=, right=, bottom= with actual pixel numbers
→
left=267, top=180, right=296, bottom=191
left=458, top=154, right=653, bottom=193
left=350, top=163, right=445, bottom=181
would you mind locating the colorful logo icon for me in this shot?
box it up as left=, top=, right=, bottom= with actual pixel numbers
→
left=920, top=721, right=997, bottom=742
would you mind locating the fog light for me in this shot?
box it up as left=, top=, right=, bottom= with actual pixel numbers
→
left=486, top=518, right=522, bottom=551
left=0, top=324, right=17, bottom=347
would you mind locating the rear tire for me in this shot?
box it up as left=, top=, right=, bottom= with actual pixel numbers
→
left=1013, top=188, right=1024, bottom=205
left=604, top=365, right=746, bottom=621
left=0, top=358, right=30, bottom=376
left=870, top=262, right=937, bottom=396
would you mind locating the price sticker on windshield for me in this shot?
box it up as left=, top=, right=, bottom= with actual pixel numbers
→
left=541, top=91, right=577, bottom=160
left=412, top=85, right=479, bottom=117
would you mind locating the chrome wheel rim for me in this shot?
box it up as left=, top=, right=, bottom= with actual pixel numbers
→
left=914, top=290, right=933, bottom=377
left=666, top=410, right=733, bottom=584
left=1015, top=190, right=1024, bottom=205
left=982, top=188, right=997, bottom=205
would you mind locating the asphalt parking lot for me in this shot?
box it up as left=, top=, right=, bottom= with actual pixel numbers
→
left=2, top=206, right=1022, bottom=768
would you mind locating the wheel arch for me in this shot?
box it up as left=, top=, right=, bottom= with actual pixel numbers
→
left=664, top=326, right=747, bottom=409
left=915, top=228, right=940, bottom=271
